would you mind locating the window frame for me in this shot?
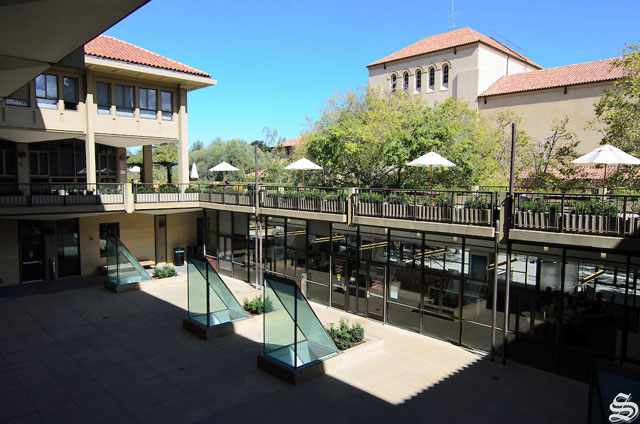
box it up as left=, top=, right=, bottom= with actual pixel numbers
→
left=35, top=74, right=58, bottom=108
left=416, top=70, right=422, bottom=91
left=139, top=87, right=158, bottom=119
left=62, top=77, right=78, bottom=110
left=161, top=91, right=173, bottom=120
left=442, top=64, right=449, bottom=89
left=428, top=68, right=435, bottom=90
left=403, top=72, right=409, bottom=91
left=391, top=74, right=397, bottom=92
left=96, top=82, right=111, bottom=114
left=115, top=84, right=135, bottom=116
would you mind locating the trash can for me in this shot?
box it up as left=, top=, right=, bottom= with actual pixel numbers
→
left=173, top=248, right=185, bottom=266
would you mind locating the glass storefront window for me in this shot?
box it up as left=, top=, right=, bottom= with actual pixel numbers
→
left=332, top=223, right=357, bottom=257
left=360, top=226, right=387, bottom=262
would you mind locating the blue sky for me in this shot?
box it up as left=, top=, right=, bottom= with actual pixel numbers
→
left=104, top=0, right=640, bottom=146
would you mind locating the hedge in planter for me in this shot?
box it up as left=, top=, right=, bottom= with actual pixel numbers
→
left=152, top=265, right=177, bottom=278
left=324, top=318, right=365, bottom=350
left=242, top=295, right=273, bottom=314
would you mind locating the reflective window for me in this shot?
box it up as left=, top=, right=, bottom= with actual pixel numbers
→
left=161, top=91, right=173, bottom=120
left=139, top=88, right=157, bottom=119
left=442, top=64, right=449, bottom=88
left=391, top=74, right=397, bottom=92
left=97, top=82, right=111, bottom=114
left=115, top=84, right=134, bottom=116
left=428, top=68, right=435, bottom=89
left=403, top=72, right=409, bottom=91
left=63, top=77, right=78, bottom=110
left=416, top=70, right=422, bottom=90
left=35, top=74, right=58, bottom=108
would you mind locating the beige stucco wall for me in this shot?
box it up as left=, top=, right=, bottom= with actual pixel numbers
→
left=0, top=219, right=19, bottom=286
left=79, top=212, right=156, bottom=276
left=368, top=43, right=534, bottom=108
left=478, top=81, right=611, bottom=154
left=166, top=210, right=202, bottom=264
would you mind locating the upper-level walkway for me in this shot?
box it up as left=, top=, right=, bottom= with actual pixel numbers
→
left=0, top=274, right=586, bottom=423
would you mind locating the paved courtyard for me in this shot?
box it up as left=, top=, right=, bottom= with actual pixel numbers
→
left=0, top=275, right=588, bottom=423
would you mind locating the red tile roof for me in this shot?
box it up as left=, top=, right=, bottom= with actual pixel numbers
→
left=368, top=27, right=540, bottom=68
left=278, top=137, right=303, bottom=148
left=480, top=58, right=622, bottom=97
left=84, top=35, right=211, bottom=78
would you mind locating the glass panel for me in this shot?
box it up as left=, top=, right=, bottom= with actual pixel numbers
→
left=264, top=275, right=337, bottom=368
left=422, top=312, right=460, bottom=343
left=46, top=75, right=57, bottom=99
left=105, top=237, right=151, bottom=285
left=187, top=260, right=208, bottom=325
left=264, top=277, right=296, bottom=367
left=387, top=302, right=420, bottom=333
left=139, top=88, right=148, bottom=110
left=56, top=220, right=80, bottom=278
left=97, top=82, right=110, bottom=106
left=388, top=265, right=421, bottom=308
left=148, top=89, right=156, bottom=110
left=35, top=75, right=45, bottom=98
left=63, top=77, right=77, bottom=102
left=161, top=91, right=172, bottom=111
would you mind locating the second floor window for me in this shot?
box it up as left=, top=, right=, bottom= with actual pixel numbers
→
left=428, top=68, right=435, bottom=90
left=391, top=75, right=397, bottom=92
left=63, top=77, right=78, bottom=110
left=139, top=88, right=157, bottom=119
left=115, top=84, right=134, bottom=116
left=416, top=70, right=422, bottom=90
left=161, top=91, right=172, bottom=120
left=6, top=84, right=29, bottom=107
left=403, top=72, right=409, bottom=91
left=442, top=64, right=449, bottom=88
left=35, top=74, right=58, bottom=108
left=97, top=82, right=110, bottom=114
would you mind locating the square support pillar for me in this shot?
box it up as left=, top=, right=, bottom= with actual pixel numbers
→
left=177, top=88, right=189, bottom=185
left=142, top=145, right=153, bottom=184
left=16, top=143, right=29, bottom=184
left=115, top=147, right=126, bottom=184
left=84, top=73, right=97, bottom=185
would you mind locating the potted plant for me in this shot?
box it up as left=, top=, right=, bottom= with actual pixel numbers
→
left=383, top=191, right=410, bottom=218
left=320, top=190, right=346, bottom=213
left=181, top=185, right=200, bottom=202
left=418, top=193, right=452, bottom=221
left=357, top=191, right=383, bottom=216
left=134, top=184, right=157, bottom=203
left=459, top=196, right=493, bottom=224
left=515, top=198, right=560, bottom=230
left=565, top=199, right=621, bottom=234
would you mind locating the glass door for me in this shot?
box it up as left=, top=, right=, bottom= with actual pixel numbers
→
left=331, top=257, right=348, bottom=310
left=361, top=261, right=385, bottom=321
left=56, top=219, right=80, bottom=277
left=19, top=221, right=44, bottom=282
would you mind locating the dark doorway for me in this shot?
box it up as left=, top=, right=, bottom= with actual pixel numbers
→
left=19, top=221, right=44, bottom=282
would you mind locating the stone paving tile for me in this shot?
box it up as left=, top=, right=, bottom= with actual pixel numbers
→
left=0, top=277, right=591, bottom=424
left=0, top=388, right=35, bottom=422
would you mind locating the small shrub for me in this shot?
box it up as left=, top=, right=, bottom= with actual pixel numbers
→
left=185, top=186, right=200, bottom=193
left=242, top=295, right=273, bottom=314
left=159, top=184, right=179, bottom=193
left=152, top=265, right=177, bottom=279
left=324, top=318, right=366, bottom=350
left=135, top=185, right=155, bottom=194
left=361, top=191, right=383, bottom=203
left=464, top=196, right=491, bottom=209
left=433, top=193, right=453, bottom=207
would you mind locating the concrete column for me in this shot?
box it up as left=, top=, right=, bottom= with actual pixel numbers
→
left=142, top=145, right=153, bottom=184
left=115, top=147, right=126, bottom=184
left=177, top=88, right=189, bottom=185
left=84, top=73, right=97, bottom=185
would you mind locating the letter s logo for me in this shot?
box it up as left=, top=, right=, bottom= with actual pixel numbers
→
left=610, top=393, right=640, bottom=423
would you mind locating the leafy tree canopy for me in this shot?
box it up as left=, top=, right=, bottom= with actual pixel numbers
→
left=300, top=88, right=500, bottom=188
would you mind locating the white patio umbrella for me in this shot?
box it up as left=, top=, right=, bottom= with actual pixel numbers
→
left=285, top=158, right=322, bottom=186
left=572, top=144, right=640, bottom=188
left=190, top=163, right=199, bottom=180
left=407, top=151, right=456, bottom=190
left=209, top=161, right=238, bottom=183
left=128, top=165, right=141, bottom=173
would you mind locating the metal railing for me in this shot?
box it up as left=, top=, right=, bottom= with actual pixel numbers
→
left=511, top=192, right=640, bottom=237
left=133, top=183, right=256, bottom=205
left=352, top=188, right=498, bottom=226
left=0, top=183, right=124, bottom=207
left=259, top=186, right=347, bottom=214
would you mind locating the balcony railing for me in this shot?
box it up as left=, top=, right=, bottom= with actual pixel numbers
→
left=0, top=183, right=124, bottom=207
left=512, top=192, right=640, bottom=237
left=259, top=186, right=347, bottom=214
left=353, top=189, right=497, bottom=226
left=133, top=183, right=256, bottom=206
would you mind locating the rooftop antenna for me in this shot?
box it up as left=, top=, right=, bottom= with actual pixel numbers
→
left=447, top=0, right=458, bottom=30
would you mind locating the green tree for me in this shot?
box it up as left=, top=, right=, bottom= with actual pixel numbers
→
left=594, top=45, right=640, bottom=155
left=190, top=140, right=205, bottom=151
left=301, top=88, right=500, bottom=188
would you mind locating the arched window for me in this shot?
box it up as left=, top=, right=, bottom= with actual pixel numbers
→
left=403, top=72, right=409, bottom=91
left=416, top=70, right=422, bottom=90
left=442, top=64, right=449, bottom=88
left=428, top=67, right=435, bottom=89
left=391, top=74, right=397, bottom=92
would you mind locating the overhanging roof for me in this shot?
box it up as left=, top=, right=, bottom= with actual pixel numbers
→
left=0, top=0, right=149, bottom=97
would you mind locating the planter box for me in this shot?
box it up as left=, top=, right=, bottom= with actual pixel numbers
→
left=356, top=202, right=382, bottom=216
left=262, top=195, right=278, bottom=208
left=320, top=199, right=345, bottom=214
left=383, top=202, right=410, bottom=219
left=515, top=211, right=559, bottom=230
left=239, top=194, right=253, bottom=206
left=454, top=208, right=492, bottom=225
left=99, top=193, right=122, bottom=204
left=626, top=215, right=640, bottom=236
left=158, top=192, right=179, bottom=202
left=299, top=197, right=320, bottom=211
left=278, top=197, right=298, bottom=209
left=135, top=193, right=158, bottom=203
left=31, top=195, right=62, bottom=206
left=179, top=192, right=199, bottom=202
left=562, top=213, right=621, bottom=235
left=415, top=205, right=451, bottom=221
